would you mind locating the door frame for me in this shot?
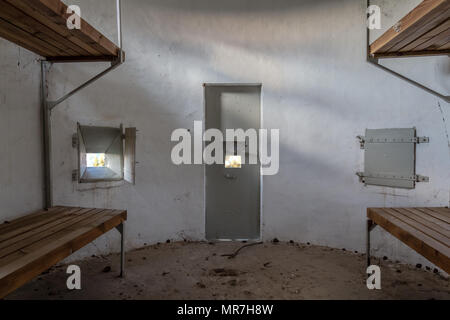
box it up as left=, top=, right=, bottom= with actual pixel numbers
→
left=202, top=83, right=263, bottom=242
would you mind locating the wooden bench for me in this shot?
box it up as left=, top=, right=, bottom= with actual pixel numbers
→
left=367, top=207, right=450, bottom=273
left=0, top=206, right=127, bottom=298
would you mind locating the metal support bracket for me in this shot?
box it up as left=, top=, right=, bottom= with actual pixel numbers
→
left=47, top=56, right=124, bottom=111
left=367, top=58, right=449, bottom=103
left=115, top=222, right=125, bottom=278
left=357, top=135, right=365, bottom=149
left=40, top=0, right=124, bottom=209
left=366, top=1, right=449, bottom=104
left=366, top=219, right=377, bottom=267
left=72, top=134, right=78, bottom=148
left=72, top=170, right=78, bottom=182
left=357, top=172, right=429, bottom=183
left=357, top=135, right=429, bottom=149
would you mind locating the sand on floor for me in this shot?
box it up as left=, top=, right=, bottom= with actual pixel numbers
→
left=6, top=241, right=450, bottom=300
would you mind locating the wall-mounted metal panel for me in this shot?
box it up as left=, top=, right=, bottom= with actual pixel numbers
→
left=357, top=128, right=429, bottom=189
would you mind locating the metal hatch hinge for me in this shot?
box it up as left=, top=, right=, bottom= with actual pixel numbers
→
left=356, top=172, right=429, bottom=183
left=72, top=170, right=78, bottom=182
left=357, top=135, right=429, bottom=149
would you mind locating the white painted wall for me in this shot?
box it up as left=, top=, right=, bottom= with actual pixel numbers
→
left=0, top=42, right=43, bottom=221
left=1, top=0, right=449, bottom=269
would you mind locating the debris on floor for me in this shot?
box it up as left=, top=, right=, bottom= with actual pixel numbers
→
left=6, top=241, right=450, bottom=300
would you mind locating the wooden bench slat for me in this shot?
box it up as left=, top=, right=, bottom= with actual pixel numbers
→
left=0, top=209, right=126, bottom=298
left=370, top=0, right=450, bottom=57
left=0, top=0, right=89, bottom=56
left=368, top=207, right=450, bottom=273
left=3, top=0, right=102, bottom=56
left=0, top=207, right=63, bottom=232
left=386, top=208, right=449, bottom=246
left=0, top=206, right=72, bottom=236
left=418, top=208, right=450, bottom=223
left=402, top=208, right=450, bottom=232
left=427, top=207, right=450, bottom=218
left=0, top=207, right=126, bottom=299
left=0, top=209, right=118, bottom=267
left=0, top=207, right=82, bottom=243
left=0, top=209, right=124, bottom=274
left=0, top=208, right=103, bottom=258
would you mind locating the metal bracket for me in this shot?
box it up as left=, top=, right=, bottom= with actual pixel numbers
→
left=367, top=52, right=449, bottom=104
left=357, top=135, right=429, bottom=149
left=357, top=172, right=429, bottom=183
left=416, top=175, right=430, bottom=183
left=115, top=222, right=125, bottom=278
left=416, top=137, right=430, bottom=144
left=115, top=223, right=124, bottom=234
left=72, top=134, right=78, bottom=148
left=368, top=221, right=377, bottom=232
left=72, top=170, right=78, bottom=182
left=40, top=0, right=124, bottom=209
left=357, top=135, right=365, bottom=149
left=366, top=1, right=449, bottom=104
left=45, top=0, right=124, bottom=111
left=47, top=57, right=123, bottom=111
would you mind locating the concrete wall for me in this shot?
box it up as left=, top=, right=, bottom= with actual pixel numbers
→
left=0, top=42, right=43, bottom=221
left=2, top=0, right=449, bottom=268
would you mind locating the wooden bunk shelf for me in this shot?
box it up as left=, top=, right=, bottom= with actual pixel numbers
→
left=0, top=0, right=121, bottom=62
left=370, top=0, right=450, bottom=58
left=368, top=207, right=450, bottom=273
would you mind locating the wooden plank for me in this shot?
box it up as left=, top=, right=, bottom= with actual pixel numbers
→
left=368, top=208, right=450, bottom=273
left=4, top=0, right=102, bottom=56
left=0, top=207, right=70, bottom=235
left=21, top=0, right=119, bottom=56
left=399, top=19, right=450, bottom=52
left=403, top=208, right=450, bottom=231
left=428, top=207, right=450, bottom=218
left=413, top=26, right=450, bottom=50
left=0, top=208, right=102, bottom=258
left=0, top=209, right=122, bottom=267
left=0, top=19, right=56, bottom=57
left=438, top=41, right=450, bottom=49
left=0, top=17, right=70, bottom=56
left=370, top=0, right=450, bottom=55
left=0, top=207, right=82, bottom=243
left=419, top=208, right=450, bottom=223
left=386, top=7, right=450, bottom=53
left=0, top=208, right=92, bottom=251
left=372, top=49, right=450, bottom=57
left=46, top=55, right=118, bottom=63
left=0, top=0, right=90, bottom=56
left=0, top=209, right=126, bottom=299
left=386, top=208, right=449, bottom=246
left=0, top=207, right=63, bottom=233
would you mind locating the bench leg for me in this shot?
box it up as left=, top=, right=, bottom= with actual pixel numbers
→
left=366, top=219, right=376, bottom=268
left=116, top=222, right=125, bottom=278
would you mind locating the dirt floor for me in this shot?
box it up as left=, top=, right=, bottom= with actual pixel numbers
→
left=6, top=241, right=450, bottom=300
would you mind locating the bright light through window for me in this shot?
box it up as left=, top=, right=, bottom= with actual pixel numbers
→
left=87, top=153, right=106, bottom=168
left=225, top=155, right=242, bottom=169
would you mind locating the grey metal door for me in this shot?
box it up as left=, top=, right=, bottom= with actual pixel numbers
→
left=205, top=85, right=261, bottom=240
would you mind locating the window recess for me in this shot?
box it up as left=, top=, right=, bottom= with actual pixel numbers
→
left=74, top=123, right=136, bottom=184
